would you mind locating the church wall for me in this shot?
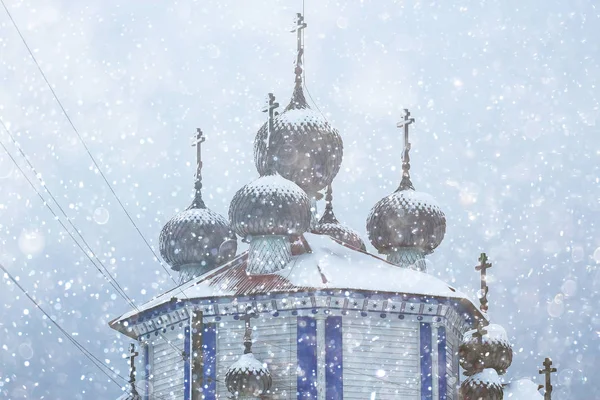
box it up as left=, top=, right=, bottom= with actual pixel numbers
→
left=146, top=326, right=187, bottom=400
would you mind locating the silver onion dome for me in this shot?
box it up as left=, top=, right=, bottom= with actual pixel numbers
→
left=230, top=93, right=311, bottom=240
left=460, top=324, right=513, bottom=376
left=253, top=14, right=343, bottom=196
left=226, top=313, right=272, bottom=399
left=225, top=353, right=272, bottom=399
left=366, top=110, right=446, bottom=262
left=314, top=185, right=366, bottom=251
left=229, top=173, right=311, bottom=238
left=159, top=130, right=237, bottom=278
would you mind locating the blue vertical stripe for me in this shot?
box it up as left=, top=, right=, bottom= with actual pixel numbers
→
left=143, top=343, right=150, bottom=400
left=184, top=325, right=191, bottom=400
left=325, top=316, right=343, bottom=400
left=297, top=316, right=317, bottom=399
left=202, top=323, right=217, bottom=400
left=438, top=327, right=447, bottom=400
left=420, top=322, right=433, bottom=400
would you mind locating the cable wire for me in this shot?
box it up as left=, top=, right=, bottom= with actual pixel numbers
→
left=0, top=0, right=180, bottom=288
left=0, top=261, right=127, bottom=389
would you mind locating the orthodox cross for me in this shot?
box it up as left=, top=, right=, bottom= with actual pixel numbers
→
left=291, top=12, right=307, bottom=82
left=475, top=253, right=492, bottom=313
left=128, top=343, right=140, bottom=396
left=191, top=128, right=206, bottom=207
left=261, top=93, right=280, bottom=171
left=538, top=357, right=557, bottom=400
left=396, top=109, right=416, bottom=190
left=239, top=310, right=258, bottom=354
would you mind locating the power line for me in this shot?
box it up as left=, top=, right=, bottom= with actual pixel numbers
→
left=0, top=261, right=127, bottom=389
left=0, top=0, right=180, bottom=288
left=0, top=130, right=187, bottom=360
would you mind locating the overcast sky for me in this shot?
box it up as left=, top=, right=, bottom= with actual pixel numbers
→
left=0, top=0, right=598, bottom=398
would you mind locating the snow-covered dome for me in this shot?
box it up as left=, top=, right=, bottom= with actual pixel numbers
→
left=229, top=174, right=311, bottom=238
left=366, top=111, right=446, bottom=266
left=253, top=76, right=343, bottom=196
left=460, top=323, right=513, bottom=375
left=225, top=353, right=272, bottom=398
left=366, top=187, right=446, bottom=254
left=460, top=368, right=504, bottom=400
left=313, top=185, right=366, bottom=250
left=159, top=132, right=237, bottom=276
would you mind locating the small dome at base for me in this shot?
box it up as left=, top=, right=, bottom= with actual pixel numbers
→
left=460, top=324, right=513, bottom=375
left=460, top=368, right=504, bottom=400
left=225, top=353, right=272, bottom=398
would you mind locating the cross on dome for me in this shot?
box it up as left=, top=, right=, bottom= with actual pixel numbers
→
left=396, top=109, right=416, bottom=190
left=127, top=343, right=140, bottom=397
left=239, top=310, right=258, bottom=354
left=475, top=253, right=493, bottom=313
left=291, top=12, right=307, bottom=83
left=538, top=357, right=557, bottom=400
left=191, top=128, right=207, bottom=208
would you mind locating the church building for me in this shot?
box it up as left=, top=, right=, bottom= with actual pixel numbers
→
left=110, top=12, right=552, bottom=400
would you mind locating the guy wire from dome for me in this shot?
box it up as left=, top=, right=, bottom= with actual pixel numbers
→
left=159, top=129, right=237, bottom=282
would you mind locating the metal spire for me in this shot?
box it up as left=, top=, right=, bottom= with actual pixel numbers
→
left=475, top=253, right=493, bottom=313
left=191, top=128, right=206, bottom=208
left=538, top=357, right=557, bottom=400
left=127, top=343, right=140, bottom=397
left=320, top=184, right=339, bottom=224
left=291, top=12, right=307, bottom=84
left=396, top=109, right=416, bottom=191
left=261, top=93, right=280, bottom=174
left=239, top=310, right=258, bottom=354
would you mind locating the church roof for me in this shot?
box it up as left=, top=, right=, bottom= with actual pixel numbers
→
left=111, top=234, right=482, bottom=331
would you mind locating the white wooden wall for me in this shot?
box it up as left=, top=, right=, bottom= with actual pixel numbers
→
left=148, top=328, right=186, bottom=400
left=215, top=315, right=297, bottom=399
left=342, top=317, right=420, bottom=399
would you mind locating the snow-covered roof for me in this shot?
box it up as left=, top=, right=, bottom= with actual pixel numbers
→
left=110, top=233, right=481, bottom=327
left=504, top=379, right=543, bottom=399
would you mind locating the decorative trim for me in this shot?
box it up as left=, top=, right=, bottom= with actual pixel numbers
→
left=202, top=323, right=217, bottom=400
left=420, top=322, right=433, bottom=400
left=184, top=324, right=191, bottom=400
left=438, top=327, right=447, bottom=400
left=297, top=316, right=317, bottom=399
left=325, top=316, right=343, bottom=400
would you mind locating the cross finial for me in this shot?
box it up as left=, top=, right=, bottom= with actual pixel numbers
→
left=538, top=357, right=557, bottom=400
left=396, top=109, right=416, bottom=191
left=190, top=128, right=207, bottom=208
left=128, top=343, right=140, bottom=395
left=290, top=12, right=307, bottom=83
left=239, top=308, right=258, bottom=354
left=261, top=93, right=280, bottom=174
left=475, top=253, right=493, bottom=313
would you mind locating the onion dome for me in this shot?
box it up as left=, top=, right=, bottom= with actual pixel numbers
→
left=460, top=369, right=504, bottom=400
left=229, top=174, right=311, bottom=238
left=225, top=353, right=272, bottom=399
left=314, top=184, right=366, bottom=250
left=253, top=13, right=343, bottom=196
left=460, top=323, right=513, bottom=376
left=366, top=110, right=446, bottom=270
left=159, top=130, right=237, bottom=281
left=230, top=93, right=311, bottom=274
left=226, top=313, right=272, bottom=399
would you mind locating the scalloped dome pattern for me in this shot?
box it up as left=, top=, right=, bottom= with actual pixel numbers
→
left=229, top=174, right=311, bottom=238
left=159, top=206, right=237, bottom=271
left=367, top=189, right=446, bottom=254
